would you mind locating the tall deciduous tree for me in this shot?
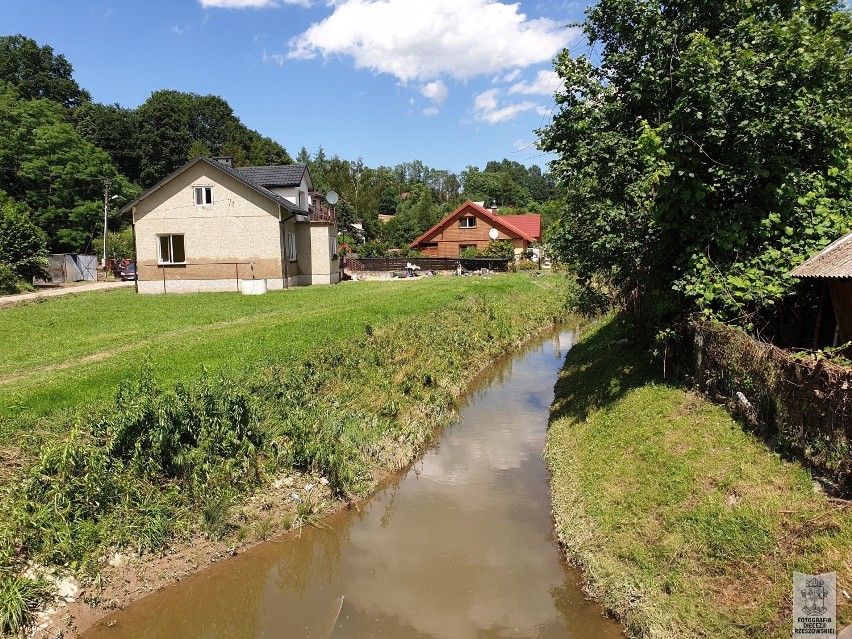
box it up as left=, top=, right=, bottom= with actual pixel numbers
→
left=0, top=34, right=90, bottom=108
left=539, top=0, right=852, bottom=327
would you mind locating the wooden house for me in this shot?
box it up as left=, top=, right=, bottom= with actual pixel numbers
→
left=409, top=201, right=540, bottom=258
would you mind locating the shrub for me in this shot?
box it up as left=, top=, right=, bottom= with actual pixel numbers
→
left=460, top=246, right=481, bottom=258
left=482, top=239, right=515, bottom=260
left=0, top=263, right=27, bottom=294
left=0, top=203, right=48, bottom=284
left=517, top=260, right=539, bottom=271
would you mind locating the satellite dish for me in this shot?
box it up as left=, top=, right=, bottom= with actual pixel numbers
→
left=326, top=191, right=339, bottom=205
left=489, top=228, right=499, bottom=240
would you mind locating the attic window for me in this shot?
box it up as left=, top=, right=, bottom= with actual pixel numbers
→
left=459, top=216, right=476, bottom=229
left=193, top=186, right=213, bottom=206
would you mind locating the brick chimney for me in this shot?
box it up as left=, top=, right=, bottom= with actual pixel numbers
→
left=491, top=200, right=498, bottom=215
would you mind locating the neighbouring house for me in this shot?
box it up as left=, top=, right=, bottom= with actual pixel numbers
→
left=121, top=156, right=339, bottom=294
left=790, top=230, right=852, bottom=342
left=409, top=201, right=541, bottom=258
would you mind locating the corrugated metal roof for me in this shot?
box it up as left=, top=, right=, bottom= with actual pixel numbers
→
left=237, top=165, right=307, bottom=188
left=790, top=230, right=852, bottom=279
left=500, top=215, right=541, bottom=241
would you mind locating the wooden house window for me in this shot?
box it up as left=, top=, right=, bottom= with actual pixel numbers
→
left=459, top=216, right=477, bottom=229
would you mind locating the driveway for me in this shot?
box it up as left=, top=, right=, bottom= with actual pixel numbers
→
left=0, top=280, right=134, bottom=309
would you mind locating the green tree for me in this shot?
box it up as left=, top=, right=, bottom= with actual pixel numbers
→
left=0, top=197, right=48, bottom=290
left=539, top=0, right=852, bottom=327
left=0, top=34, right=90, bottom=108
left=0, top=84, right=136, bottom=253
left=74, top=102, right=142, bottom=182
left=482, top=239, right=515, bottom=260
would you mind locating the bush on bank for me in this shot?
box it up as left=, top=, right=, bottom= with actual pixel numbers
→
left=0, top=277, right=572, bottom=635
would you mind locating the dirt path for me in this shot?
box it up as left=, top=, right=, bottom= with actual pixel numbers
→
left=0, top=281, right=134, bottom=309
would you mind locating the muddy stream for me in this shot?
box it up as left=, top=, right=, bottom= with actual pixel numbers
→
left=83, top=329, right=623, bottom=639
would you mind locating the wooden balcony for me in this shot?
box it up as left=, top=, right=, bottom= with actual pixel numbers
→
left=299, top=204, right=336, bottom=224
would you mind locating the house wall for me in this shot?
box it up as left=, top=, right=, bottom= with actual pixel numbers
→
left=413, top=206, right=529, bottom=258
left=270, top=174, right=311, bottom=210
left=133, top=162, right=285, bottom=294
left=294, top=223, right=339, bottom=285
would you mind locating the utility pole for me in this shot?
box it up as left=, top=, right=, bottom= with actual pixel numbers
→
left=102, top=178, right=110, bottom=273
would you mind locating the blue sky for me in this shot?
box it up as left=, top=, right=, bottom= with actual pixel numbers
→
left=0, top=0, right=591, bottom=174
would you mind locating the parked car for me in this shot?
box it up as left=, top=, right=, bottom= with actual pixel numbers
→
left=120, top=261, right=137, bottom=281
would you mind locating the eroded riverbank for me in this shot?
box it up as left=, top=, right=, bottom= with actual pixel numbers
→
left=78, top=328, right=622, bottom=639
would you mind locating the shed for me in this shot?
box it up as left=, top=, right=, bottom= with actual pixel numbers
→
left=790, top=230, right=852, bottom=342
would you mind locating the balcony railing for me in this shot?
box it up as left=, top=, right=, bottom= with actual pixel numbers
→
left=302, top=204, right=336, bottom=224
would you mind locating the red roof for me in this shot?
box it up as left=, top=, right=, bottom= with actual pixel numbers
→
left=499, top=215, right=541, bottom=241
left=410, top=201, right=538, bottom=247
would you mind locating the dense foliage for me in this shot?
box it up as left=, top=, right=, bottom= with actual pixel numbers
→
left=0, top=197, right=47, bottom=293
left=539, top=0, right=852, bottom=329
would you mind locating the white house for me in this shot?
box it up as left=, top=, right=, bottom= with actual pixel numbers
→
left=120, top=156, right=339, bottom=294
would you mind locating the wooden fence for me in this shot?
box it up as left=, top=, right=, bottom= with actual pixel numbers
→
left=346, top=257, right=510, bottom=273
left=687, top=320, right=852, bottom=493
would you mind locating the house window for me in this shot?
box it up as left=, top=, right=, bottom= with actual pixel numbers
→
left=330, top=236, right=338, bottom=259
left=459, top=216, right=476, bottom=228
left=459, top=244, right=478, bottom=255
left=158, top=235, right=185, bottom=264
left=287, top=232, right=297, bottom=261
left=298, top=191, right=306, bottom=209
left=193, top=186, right=213, bottom=206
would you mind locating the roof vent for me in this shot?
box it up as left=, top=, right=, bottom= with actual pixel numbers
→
left=491, top=200, right=498, bottom=215
left=213, top=157, right=234, bottom=168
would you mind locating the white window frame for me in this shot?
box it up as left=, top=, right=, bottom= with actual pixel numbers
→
left=157, top=234, right=186, bottom=265
left=298, top=190, right=306, bottom=210
left=193, top=185, right=213, bottom=206
left=459, top=216, right=477, bottom=229
left=330, top=236, right=338, bottom=259
left=287, top=232, right=297, bottom=261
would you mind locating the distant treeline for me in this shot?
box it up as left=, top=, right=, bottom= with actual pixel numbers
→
left=0, top=33, right=560, bottom=272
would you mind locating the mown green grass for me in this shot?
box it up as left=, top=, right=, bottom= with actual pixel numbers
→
left=546, top=316, right=852, bottom=639
left=0, top=276, right=543, bottom=433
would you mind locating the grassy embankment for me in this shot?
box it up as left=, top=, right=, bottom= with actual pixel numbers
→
left=0, top=274, right=571, bottom=634
left=546, top=315, right=852, bottom=639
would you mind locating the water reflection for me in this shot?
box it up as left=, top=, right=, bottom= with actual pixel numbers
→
left=84, top=329, right=623, bottom=639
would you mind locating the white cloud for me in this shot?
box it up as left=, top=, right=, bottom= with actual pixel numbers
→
left=422, top=107, right=439, bottom=116
left=472, top=88, right=536, bottom=124
left=509, top=69, right=563, bottom=95
left=262, top=49, right=287, bottom=65
left=171, top=24, right=190, bottom=35
left=199, top=0, right=309, bottom=8
left=420, top=80, right=448, bottom=106
left=502, top=69, right=522, bottom=83
left=286, top=0, right=577, bottom=83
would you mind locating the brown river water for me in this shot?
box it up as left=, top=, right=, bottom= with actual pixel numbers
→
left=83, top=329, right=623, bottom=639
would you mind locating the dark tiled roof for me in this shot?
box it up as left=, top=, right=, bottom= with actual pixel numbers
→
left=790, top=231, right=852, bottom=279
left=237, top=165, right=306, bottom=188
